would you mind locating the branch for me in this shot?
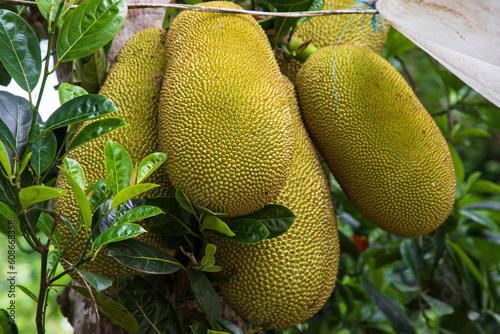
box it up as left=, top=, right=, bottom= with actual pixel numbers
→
left=1, top=0, right=378, bottom=17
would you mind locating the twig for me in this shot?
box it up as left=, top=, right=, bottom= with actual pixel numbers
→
left=0, top=0, right=378, bottom=17
left=394, top=55, right=420, bottom=100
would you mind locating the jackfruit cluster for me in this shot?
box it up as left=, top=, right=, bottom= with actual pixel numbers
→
left=52, top=28, right=174, bottom=280
left=296, top=44, right=456, bottom=237
left=158, top=1, right=294, bottom=218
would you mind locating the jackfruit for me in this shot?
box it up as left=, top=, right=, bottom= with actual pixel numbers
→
left=277, top=0, right=389, bottom=84
left=52, top=28, right=174, bottom=280
left=213, top=77, right=340, bottom=329
left=296, top=44, right=456, bottom=237
left=158, top=1, right=294, bottom=218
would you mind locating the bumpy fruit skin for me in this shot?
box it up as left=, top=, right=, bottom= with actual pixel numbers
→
left=159, top=1, right=294, bottom=218
left=213, top=77, right=340, bottom=329
left=296, top=44, right=456, bottom=237
left=52, top=28, right=174, bottom=280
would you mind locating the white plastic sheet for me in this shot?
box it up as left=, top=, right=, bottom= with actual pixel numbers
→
left=376, top=0, right=500, bottom=107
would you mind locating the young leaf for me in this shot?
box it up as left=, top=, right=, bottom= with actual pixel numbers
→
left=90, top=223, right=147, bottom=252
left=44, top=94, right=118, bottom=132
left=175, top=187, right=195, bottom=214
left=16, top=284, right=37, bottom=302
left=0, top=139, right=11, bottom=175
left=58, top=83, right=88, bottom=104
left=81, top=48, right=107, bottom=93
left=36, top=212, right=60, bottom=247
left=201, top=244, right=217, bottom=268
left=0, top=9, right=41, bottom=92
left=117, top=275, right=182, bottom=334
left=76, top=269, right=113, bottom=291
left=202, top=216, right=235, bottom=237
left=19, top=185, right=66, bottom=209
left=66, top=118, right=128, bottom=153
left=108, top=239, right=183, bottom=274
left=223, top=218, right=269, bottom=244
left=116, top=205, right=163, bottom=225
left=29, top=124, right=57, bottom=176
left=449, top=145, right=464, bottom=184
left=110, top=183, right=158, bottom=209
left=185, top=269, right=222, bottom=323
left=236, top=204, right=295, bottom=238
left=54, top=284, right=139, bottom=334
left=105, top=141, right=132, bottom=196
left=56, top=0, right=127, bottom=62
left=136, top=152, right=167, bottom=184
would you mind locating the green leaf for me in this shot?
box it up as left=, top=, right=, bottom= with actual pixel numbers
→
left=76, top=269, right=113, bottom=291
left=454, top=128, right=491, bottom=143
left=0, top=57, right=12, bottom=86
left=468, top=180, right=500, bottom=194
left=59, top=160, right=92, bottom=231
left=420, top=293, right=454, bottom=316
left=463, top=201, right=500, bottom=211
left=0, top=309, right=13, bottom=334
left=81, top=48, right=107, bottom=93
left=66, top=118, right=128, bottom=153
left=116, top=205, right=163, bottom=225
left=0, top=202, right=18, bottom=225
left=47, top=248, right=59, bottom=274
left=105, top=141, right=132, bottom=196
left=0, top=9, right=41, bottom=92
left=58, top=83, right=88, bottom=104
left=36, top=0, right=78, bottom=28
left=449, top=145, right=464, bottom=184
left=224, top=218, right=270, bottom=244
left=215, top=319, right=244, bottom=334
left=108, top=239, right=182, bottom=274
left=110, top=184, right=158, bottom=209
left=16, top=284, right=37, bottom=302
left=91, top=223, right=146, bottom=252
left=18, top=150, right=32, bottom=175
left=117, top=275, right=182, bottom=334
left=202, top=215, right=235, bottom=237
left=87, top=179, right=108, bottom=212
left=29, top=124, right=57, bottom=176
left=464, top=171, right=481, bottom=194
left=0, top=140, right=11, bottom=175
left=237, top=204, right=295, bottom=238
left=56, top=0, right=127, bottom=62
left=201, top=243, right=217, bottom=268
left=45, top=94, right=118, bottom=131
left=185, top=269, right=222, bottom=323
left=63, top=157, right=86, bottom=191
left=19, top=185, right=66, bottom=209
left=92, top=199, right=142, bottom=240
left=362, top=283, right=416, bottom=334
left=190, top=322, right=209, bottom=334
left=400, top=239, right=421, bottom=281
left=271, top=0, right=315, bottom=42
left=144, top=196, right=198, bottom=236
left=55, top=284, right=139, bottom=334
left=175, top=187, right=195, bottom=214
left=136, top=152, right=167, bottom=184
left=194, top=204, right=227, bottom=218
left=36, top=212, right=60, bottom=247
left=383, top=27, right=416, bottom=58
left=0, top=117, right=16, bottom=153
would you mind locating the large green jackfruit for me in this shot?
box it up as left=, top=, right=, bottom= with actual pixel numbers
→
left=52, top=28, right=174, bottom=280
left=159, top=1, right=294, bottom=218
left=296, top=44, right=456, bottom=237
left=213, top=77, right=340, bottom=329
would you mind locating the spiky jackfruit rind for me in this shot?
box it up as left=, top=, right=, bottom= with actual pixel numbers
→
left=52, top=28, right=174, bottom=281
left=296, top=44, right=456, bottom=237
left=159, top=1, right=295, bottom=218
left=213, top=77, right=340, bottom=329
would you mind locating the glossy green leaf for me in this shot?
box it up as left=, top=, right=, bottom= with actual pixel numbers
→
left=0, top=202, right=18, bottom=225
left=0, top=139, right=11, bottom=174
left=186, top=269, right=222, bottom=322
left=0, top=58, right=11, bottom=86
left=469, top=180, right=500, bottom=194
left=136, top=152, right=167, bottom=184
left=56, top=0, right=127, bottom=62
left=36, top=0, right=78, bottom=28
left=18, top=150, right=32, bottom=175
left=215, top=319, right=244, bottom=334
left=202, top=215, right=235, bottom=236
left=66, top=118, right=128, bottom=153
left=55, top=284, right=139, bottom=334
left=46, top=248, right=59, bottom=274
left=224, top=218, right=269, bottom=244
left=36, top=212, right=60, bottom=247
left=105, top=141, right=132, bottom=196
left=115, top=205, right=163, bottom=225
left=63, top=157, right=86, bottom=191
left=201, top=243, right=217, bottom=268
left=117, top=275, right=182, bottom=334
left=45, top=94, right=118, bottom=132
left=108, top=239, right=182, bottom=274
left=19, top=185, right=66, bottom=209
left=87, top=179, right=108, bottom=212
left=363, top=283, right=415, bottom=334
left=29, top=124, right=57, bottom=176
left=449, top=145, right=464, bottom=184
left=92, top=199, right=141, bottom=240
left=237, top=204, right=295, bottom=238
left=59, top=160, right=92, bottom=230
left=58, top=83, right=88, bottom=104
left=110, top=184, right=158, bottom=209
left=144, top=196, right=198, bottom=236
left=76, top=269, right=113, bottom=291
left=194, top=204, right=227, bottom=218
left=0, top=117, right=16, bottom=153
left=175, top=187, right=195, bottom=214
left=81, top=48, right=107, bottom=93
left=16, top=284, right=37, bottom=302
left=0, top=9, right=41, bottom=92
left=420, top=293, right=454, bottom=316
left=91, top=223, right=146, bottom=252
